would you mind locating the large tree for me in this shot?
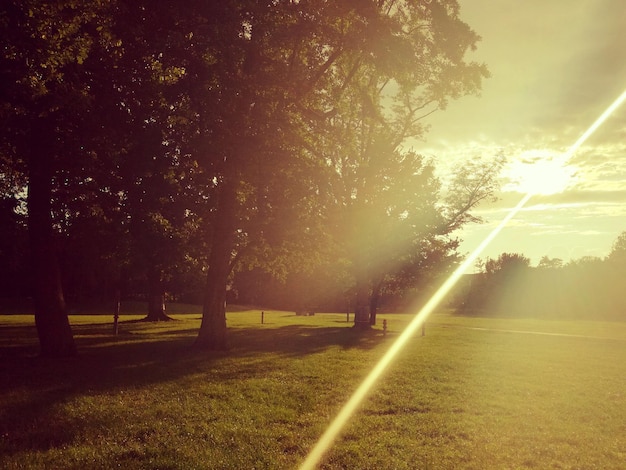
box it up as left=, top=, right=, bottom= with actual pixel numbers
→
left=183, top=0, right=491, bottom=347
left=292, top=1, right=495, bottom=327
left=0, top=0, right=119, bottom=356
left=93, top=0, right=202, bottom=321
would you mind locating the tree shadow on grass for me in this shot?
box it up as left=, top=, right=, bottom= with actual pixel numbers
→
left=229, top=324, right=385, bottom=357
left=0, top=320, right=388, bottom=456
left=0, top=321, right=387, bottom=392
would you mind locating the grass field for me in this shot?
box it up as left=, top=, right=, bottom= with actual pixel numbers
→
left=1, top=309, right=625, bottom=469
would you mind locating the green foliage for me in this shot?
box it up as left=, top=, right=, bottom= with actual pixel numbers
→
left=537, top=256, right=564, bottom=270
left=2, top=0, right=497, bottom=349
left=460, top=232, right=626, bottom=320
left=442, top=154, right=505, bottom=230
left=607, top=231, right=626, bottom=267
left=481, top=252, right=531, bottom=276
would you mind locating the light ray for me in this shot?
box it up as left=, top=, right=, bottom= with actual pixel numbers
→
left=564, top=89, right=626, bottom=161
left=298, top=89, right=626, bottom=470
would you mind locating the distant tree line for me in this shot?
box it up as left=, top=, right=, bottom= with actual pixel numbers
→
left=455, top=231, right=626, bottom=321
left=1, top=0, right=499, bottom=356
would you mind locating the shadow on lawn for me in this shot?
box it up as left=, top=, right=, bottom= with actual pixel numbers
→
left=0, top=321, right=387, bottom=455
left=231, top=324, right=384, bottom=355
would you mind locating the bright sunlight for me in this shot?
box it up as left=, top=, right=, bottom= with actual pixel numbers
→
left=299, top=89, right=626, bottom=469
left=503, top=150, right=577, bottom=195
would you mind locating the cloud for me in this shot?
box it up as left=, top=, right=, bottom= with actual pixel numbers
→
left=528, top=1, right=626, bottom=143
left=418, top=1, right=626, bottom=265
left=532, top=189, right=626, bottom=205
left=559, top=1, right=626, bottom=107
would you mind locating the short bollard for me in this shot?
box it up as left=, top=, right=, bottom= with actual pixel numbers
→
left=261, top=311, right=265, bottom=324
left=113, top=290, right=120, bottom=336
left=382, top=319, right=387, bottom=336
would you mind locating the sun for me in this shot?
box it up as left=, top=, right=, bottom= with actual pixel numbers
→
left=503, top=150, right=577, bottom=196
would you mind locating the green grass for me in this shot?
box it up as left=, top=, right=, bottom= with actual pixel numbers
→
left=1, top=310, right=625, bottom=469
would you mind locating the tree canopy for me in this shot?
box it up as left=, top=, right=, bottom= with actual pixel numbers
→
left=458, top=233, right=626, bottom=321
left=1, top=0, right=498, bottom=355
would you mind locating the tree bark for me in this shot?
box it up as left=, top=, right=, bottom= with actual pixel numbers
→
left=144, top=264, right=171, bottom=321
left=28, top=120, right=76, bottom=357
left=195, top=179, right=237, bottom=350
left=369, top=278, right=383, bottom=326
left=353, top=273, right=371, bottom=330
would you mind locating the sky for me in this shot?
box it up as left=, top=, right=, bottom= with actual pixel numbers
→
left=414, top=0, right=626, bottom=268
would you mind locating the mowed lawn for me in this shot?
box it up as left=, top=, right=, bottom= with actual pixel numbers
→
left=1, top=309, right=625, bottom=469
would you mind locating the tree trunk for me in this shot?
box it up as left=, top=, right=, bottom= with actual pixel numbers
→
left=195, top=179, right=237, bottom=350
left=369, top=278, right=383, bottom=326
left=353, top=274, right=371, bottom=330
left=144, top=264, right=171, bottom=321
left=28, top=121, right=76, bottom=357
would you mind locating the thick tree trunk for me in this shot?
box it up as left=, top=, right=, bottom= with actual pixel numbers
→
left=28, top=124, right=76, bottom=357
left=195, top=180, right=237, bottom=350
left=196, top=268, right=229, bottom=350
left=353, top=274, right=371, bottom=330
left=369, top=278, right=383, bottom=326
left=144, top=265, right=171, bottom=321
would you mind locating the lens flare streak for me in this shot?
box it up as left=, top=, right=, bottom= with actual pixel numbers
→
left=564, top=89, right=626, bottom=161
left=298, top=89, right=626, bottom=470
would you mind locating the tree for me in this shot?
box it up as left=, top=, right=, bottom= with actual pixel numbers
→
left=607, top=231, right=626, bottom=266
left=368, top=155, right=504, bottom=322
left=275, top=1, right=491, bottom=329
left=323, top=147, right=452, bottom=327
left=463, top=252, right=532, bottom=315
left=1, top=0, right=493, bottom=352
left=0, top=0, right=119, bottom=356
left=185, top=1, right=472, bottom=348
left=537, top=256, right=564, bottom=270
left=71, top=0, right=207, bottom=320
left=605, top=231, right=626, bottom=318
left=188, top=0, right=490, bottom=346
left=482, top=252, right=530, bottom=275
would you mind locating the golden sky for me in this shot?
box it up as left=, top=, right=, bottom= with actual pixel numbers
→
left=417, top=0, right=626, bottom=266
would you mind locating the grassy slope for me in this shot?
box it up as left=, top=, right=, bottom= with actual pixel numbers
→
left=1, top=310, right=625, bottom=469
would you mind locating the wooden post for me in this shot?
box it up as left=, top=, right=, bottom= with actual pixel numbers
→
left=422, top=322, right=425, bottom=337
left=113, top=288, right=120, bottom=335
left=382, top=319, right=387, bottom=336
left=261, top=311, right=264, bottom=324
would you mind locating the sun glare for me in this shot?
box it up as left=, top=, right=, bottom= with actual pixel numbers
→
left=299, top=89, right=626, bottom=470
left=504, top=151, right=576, bottom=196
